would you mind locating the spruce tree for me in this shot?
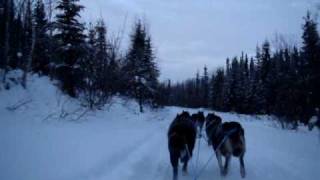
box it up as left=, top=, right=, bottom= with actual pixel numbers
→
left=211, top=68, right=225, bottom=110
left=240, top=54, right=251, bottom=113
left=195, top=71, right=201, bottom=107
left=80, top=23, right=97, bottom=109
left=209, top=73, right=215, bottom=109
left=54, top=0, right=85, bottom=97
left=106, top=38, right=121, bottom=94
left=124, top=20, right=159, bottom=112
left=23, top=0, right=32, bottom=61
left=223, top=58, right=232, bottom=111
left=95, top=19, right=109, bottom=97
left=0, top=0, right=6, bottom=69
left=21, top=0, right=37, bottom=88
left=33, top=0, right=49, bottom=74
left=1, top=0, right=14, bottom=81
left=9, top=12, right=24, bottom=68
left=202, top=65, right=209, bottom=108
left=143, top=36, right=159, bottom=106
left=247, top=57, right=257, bottom=113
left=258, top=41, right=271, bottom=113
left=229, top=57, right=240, bottom=111
left=302, top=12, right=320, bottom=110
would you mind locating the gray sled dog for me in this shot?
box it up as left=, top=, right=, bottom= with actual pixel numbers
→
left=205, top=113, right=246, bottom=178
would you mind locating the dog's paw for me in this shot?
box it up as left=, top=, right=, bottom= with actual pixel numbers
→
left=182, top=170, right=188, bottom=176
left=240, top=168, right=246, bottom=178
left=221, top=169, right=228, bottom=176
left=173, top=174, right=178, bottom=180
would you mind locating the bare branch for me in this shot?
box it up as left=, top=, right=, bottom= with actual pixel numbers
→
left=6, top=98, right=32, bottom=111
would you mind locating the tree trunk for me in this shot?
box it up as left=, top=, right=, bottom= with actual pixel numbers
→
left=47, top=0, right=55, bottom=80
left=2, top=0, right=11, bottom=83
left=137, top=77, right=144, bottom=113
left=22, top=23, right=36, bottom=88
left=139, top=96, right=144, bottom=113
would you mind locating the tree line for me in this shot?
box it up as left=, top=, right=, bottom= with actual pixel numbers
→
left=0, top=0, right=159, bottom=112
left=1, top=1, right=319, bottom=122
left=159, top=12, right=320, bottom=127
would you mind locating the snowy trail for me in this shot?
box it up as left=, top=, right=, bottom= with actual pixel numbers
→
left=0, top=76, right=320, bottom=180
left=1, top=105, right=320, bottom=180
left=78, top=109, right=320, bottom=180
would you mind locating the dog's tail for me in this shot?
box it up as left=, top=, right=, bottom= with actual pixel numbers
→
left=233, top=133, right=246, bottom=157
left=232, top=128, right=246, bottom=157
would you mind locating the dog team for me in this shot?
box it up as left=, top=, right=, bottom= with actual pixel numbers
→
left=168, top=111, right=246, bottom=180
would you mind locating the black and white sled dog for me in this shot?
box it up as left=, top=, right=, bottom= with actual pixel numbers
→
left=168, top=111, right=197, bottom=180
left=205, top=113, right=246, bottom=178
left=191, top=111, right=205, bottom=134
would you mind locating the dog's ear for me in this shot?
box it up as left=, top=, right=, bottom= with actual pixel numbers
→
left=181, top=111, right=190, bottom=118
left=217, top=118, right=222, bottom=124
left=206, top=114, right=214, bottom=122
left=205, top=113, right=210, bottom=119
left=176, top=113, right=181, bottom=119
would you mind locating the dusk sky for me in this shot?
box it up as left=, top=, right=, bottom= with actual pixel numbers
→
left=80, top=0, right=319, bottom=82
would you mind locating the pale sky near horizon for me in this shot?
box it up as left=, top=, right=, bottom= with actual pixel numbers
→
left=80, top=0, right=319, bottom=82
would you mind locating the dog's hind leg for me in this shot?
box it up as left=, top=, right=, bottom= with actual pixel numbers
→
left=173, top=166, right=178, bottom=180
left=222, top=139, right=233, bottom=176
left=215, top=150, right=224, bottom=176
left=170, top=151, right=179, bottom=180
left=182, top=143, right=193, bottom=175
left=181, top=151, right=189, bottom=175
left=223, top=154, right=231, bottom=176
left=239, top=155, right=246, bottom=178
left=182, top=159, right=188, bottom=175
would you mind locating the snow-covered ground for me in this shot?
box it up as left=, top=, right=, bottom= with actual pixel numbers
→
left=0, top=73, right=319, bottom=180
